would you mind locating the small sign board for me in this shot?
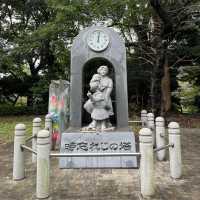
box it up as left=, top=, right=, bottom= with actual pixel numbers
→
left=59, top=131, right=138, bottom=168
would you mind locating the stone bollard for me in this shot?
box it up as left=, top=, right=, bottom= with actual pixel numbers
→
left=36, top=130, right=50, bottom=199
left=139, top=128, right=155, bottom=197
left=32, top=117, right=41, bottom=163
left=168, top=122, right=182, bottom=179
left=141, top=110, right=147, bottom=127
left=13, top=124, right=26, bottom=180
left=45, top=114, right=52, bottom=148
left=147, top=113, right=155, bottom=146
left=155, top=117, right=166, bottom=161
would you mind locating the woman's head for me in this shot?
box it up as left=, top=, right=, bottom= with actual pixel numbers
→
left=97, top=65, right=109, bottom=76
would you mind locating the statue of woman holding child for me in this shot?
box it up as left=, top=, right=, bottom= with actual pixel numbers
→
left=83, top=65, right=114, bottom=131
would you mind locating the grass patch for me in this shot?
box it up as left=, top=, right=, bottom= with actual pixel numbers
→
left=129, top=115, right=142, bottom=134
left=0, top=115, right=45, bottom=143
left=4, top=114, right=199, bottom=143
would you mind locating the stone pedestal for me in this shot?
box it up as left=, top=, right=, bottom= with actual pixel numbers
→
left=59, top=130, right=137, bottom=168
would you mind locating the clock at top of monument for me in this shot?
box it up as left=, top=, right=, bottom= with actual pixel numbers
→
left=87, top=29, right=109, bottom=52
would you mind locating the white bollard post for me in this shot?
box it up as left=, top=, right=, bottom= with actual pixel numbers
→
left=141, top=110, right=147, bottom=127
left=36, top=130, right=50, bottom=199
left=155, top=117, right=166, bottom=161
left=168, top=122, right=182, bottom=179
left=13, top=124, right=26, bottom=180
left=32, top=117, right=41, bottom=163
left=45, top=114, right=52, bottom=149
left=147, top=113, right=156, bottom=146
left=139, top=128, right=155, bottom=197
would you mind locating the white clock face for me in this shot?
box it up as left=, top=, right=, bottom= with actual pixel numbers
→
left=87, top=30, right=109, bottom=52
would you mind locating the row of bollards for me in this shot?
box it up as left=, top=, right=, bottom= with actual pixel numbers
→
left=140, top=110, right=182, bottom=197
left=141, top=110, right=168, bottom=161
left=13, top=113, right=182, bottom=199
left=13, top=123, right=51, bottom=198
left=13, top=115, right=52, bottom=198
left=139, top=122, right=182, bottom=196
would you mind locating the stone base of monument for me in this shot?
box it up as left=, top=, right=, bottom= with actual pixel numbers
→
left=59, top=130, right=138, bottom=168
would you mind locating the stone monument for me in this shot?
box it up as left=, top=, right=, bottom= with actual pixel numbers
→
left=59, top=26, right=137, bottom=168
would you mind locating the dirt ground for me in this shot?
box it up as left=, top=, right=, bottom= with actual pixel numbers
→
left=0, top=128, right=200, bottom=200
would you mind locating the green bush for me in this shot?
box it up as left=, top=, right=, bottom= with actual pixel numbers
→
left=0, top=104, right=47, bottom=116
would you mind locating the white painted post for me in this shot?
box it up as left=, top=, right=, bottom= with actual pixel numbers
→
left=13, top=124, right=26, bottom=180
left=141, top=110, right=147, bottom=127
left=45, top=114, right=52, bottom=149
left=155, top=117, right=166, bottom=161
left=32, top=117, right=41, bottom=163
left=147, top=113, right=155, bottom=146
left=139, top=128, right=155, bottom=197
left=36, top=130, right=50, bottom=199
left=168, top=122, right=182, bottom=179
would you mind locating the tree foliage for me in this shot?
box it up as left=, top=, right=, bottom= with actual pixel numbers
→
left=0, top=0, right=200, bottom=115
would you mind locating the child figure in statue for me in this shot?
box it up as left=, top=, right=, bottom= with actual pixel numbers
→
left=87, top=75, right=109, bottom=130
left=83, top=66, right=114, bottom=131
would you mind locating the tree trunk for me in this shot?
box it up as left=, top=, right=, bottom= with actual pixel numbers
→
left=161, top=54, right=171, bottom=114
left=150, top=71, right=156, bottom=113
left=27, top=93, right=34, bottom=107
left=150, top=14, right=163, bottom=114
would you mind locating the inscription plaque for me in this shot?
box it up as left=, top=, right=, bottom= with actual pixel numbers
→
left=59, top=131, right=137, bottom=168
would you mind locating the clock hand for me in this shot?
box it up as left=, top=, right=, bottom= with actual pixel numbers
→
left=97, top=32, right=100, bottom=43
